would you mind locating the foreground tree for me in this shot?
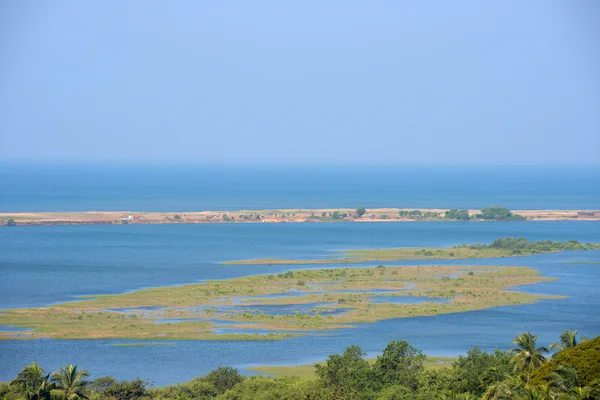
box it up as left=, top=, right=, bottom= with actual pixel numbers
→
left=101, top=378, right=148, bottom=400
left=373, top=340, right=425, bottom=390
left=315, top=345, right=373, bottom=399
left=50, top=364, right=90, bottom=400
left=203, top=367, right=243, bottom=394
left=549, top=330, right=588, bottom=353
left=9, top=363, right=55, bottom=400
left=509, top=332, right=548, bottom=380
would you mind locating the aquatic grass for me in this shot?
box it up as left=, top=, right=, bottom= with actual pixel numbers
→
left=0, top=264, right=562, bottom=341
left=222, top=240, right=600, bottom=265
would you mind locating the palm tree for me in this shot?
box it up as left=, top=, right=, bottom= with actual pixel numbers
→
left=50, top=365, right=90, bottom=400
left=549, top=330, right=588, bottom=353
left=481, top=367, right=506, bottom=387
left=549, top=365, right=579, bottom=391
left=439, top=390, right=460, bottom=400
left=9, top=362, right=55, bottom=400
left=509, top=332, right=549, bottom=379
left=481, top=376, right=524, bottom=400
left=567, top=386, right=596, bottom=400
left=514, top=384, right=546, bottom=400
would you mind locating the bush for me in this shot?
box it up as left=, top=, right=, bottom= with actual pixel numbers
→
left=444, top=209, right=470, bottom=221
left=316, top=345, right=374, bottom=399
left=174, top=215, right=182, bottom=220
left=398, top=210, right=423, bottom=219
left=356, top=207, right=367, bottom=217
left=102, top=378, right=149, bottom=400
left=374, top=340, right=425, bottom=390
left=7, top=218, right=16, bottom=226
left=530, top=336, right=600, bottom=386
left=218, top=376, right=323, bottom=400
left=204, top=366, right=243, bottom=394
left=478, top=206, right=526, bottom=221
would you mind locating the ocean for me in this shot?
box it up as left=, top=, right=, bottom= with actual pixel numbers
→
left=1, top=164, right=599, bottom=211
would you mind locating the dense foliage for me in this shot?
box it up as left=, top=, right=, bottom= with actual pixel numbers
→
left=474, top=206, right=527, bottom=221
left=531, top=336, right=600, bottom=387
left=396, top=206, right=526, bottom=221
left=444, top=209, right=470, bottom=221
left=2, top=331, right=598, bottom=399
left=398, top=210, right=441, bottom=220
left=464, top=237, right=600, bottom=255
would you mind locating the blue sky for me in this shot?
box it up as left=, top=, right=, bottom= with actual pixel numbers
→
left=1, top=1, right=598, bottom=165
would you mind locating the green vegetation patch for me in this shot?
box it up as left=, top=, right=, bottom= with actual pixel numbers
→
left=531, top=336, right=600, bottom=386
left=223, top=238, right=600, bottom=265
left=0, top=264, right=562, bottom=341
left=248, top=356, right=455, bottom=380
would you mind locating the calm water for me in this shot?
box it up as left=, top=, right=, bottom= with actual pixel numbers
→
left=1, top=221, right=599, bottom=385
left=1, top=164, right=599, bottom=211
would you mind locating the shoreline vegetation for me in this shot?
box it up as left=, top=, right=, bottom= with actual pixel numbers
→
left=0, top=239, right=594, bottom=342
left=247, top=356, right=457, bottom=380
left=2, top=206, right=600, bottom=226
left=222, top=238, right=600, bottom=265
left=0, top=262, right=562, bottom=341
left=1, top=333, right=598, bottom=398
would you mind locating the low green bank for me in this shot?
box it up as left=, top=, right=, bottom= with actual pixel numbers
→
left=222, top=238, right=600, bottom=265
left=0, top=264, right=561, bottom=341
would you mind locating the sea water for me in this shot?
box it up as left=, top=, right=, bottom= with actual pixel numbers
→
left=1, top=164, right=599, bottom=211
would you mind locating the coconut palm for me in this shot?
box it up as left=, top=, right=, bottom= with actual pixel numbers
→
left=9, top=362, right=55, bottom=400
left=566, top=386, right=596, bottom=400
left=481, top=376, right=524, bottom=400
left=50, top=365, right=90, bottom=400
left=509, top=332, right=549, bottom=378
left=514, top=384, right=546, bottom=400
left=481, top=367, right=506, bottom=387
left=439, top=390, right=460, bottom=400
left=549, top=365, right=579, bottom=391
left=549, top=330, right=588, bottom=353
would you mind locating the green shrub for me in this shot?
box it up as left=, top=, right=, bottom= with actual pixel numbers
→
left=445, top=209, right=470, bottom=221
left=530, top=336, right=600, bottom=386
left=204, top=366, right=243, bottom=394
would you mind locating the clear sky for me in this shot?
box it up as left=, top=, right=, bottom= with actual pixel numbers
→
left=1, top=1, right=598, bottom=165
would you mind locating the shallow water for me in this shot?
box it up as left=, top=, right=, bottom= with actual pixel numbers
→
left=2, top=221, right=599, bottom=308
left=1, top=221, right=599, bottom=385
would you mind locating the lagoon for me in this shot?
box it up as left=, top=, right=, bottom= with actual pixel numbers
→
left=0, top=221, right=599, bottom=385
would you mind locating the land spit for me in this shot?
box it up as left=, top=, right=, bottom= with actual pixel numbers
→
left=1, top=208, right=599, bottom=226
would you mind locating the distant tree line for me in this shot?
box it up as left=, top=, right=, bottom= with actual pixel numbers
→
left=464, top=237, right=597, bottom=254
left=474, top=206, right=527, bottom=221
left=2, top=331, right=598, bottom=400
left=398, top=210, right=441, bottom=219
left=395, top=206, right=527, bottom=222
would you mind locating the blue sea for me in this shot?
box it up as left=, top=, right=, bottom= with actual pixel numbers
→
left=1, top=164, right=599, bottom=211
left=0, top=165, right=599, bottom=385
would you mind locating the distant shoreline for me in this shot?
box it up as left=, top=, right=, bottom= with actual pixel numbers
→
left=2, top=208, right=599, bottom=226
